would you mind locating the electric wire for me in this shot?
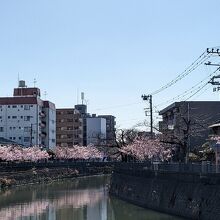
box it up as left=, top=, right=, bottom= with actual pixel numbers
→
left=190, top=84, right=212, bottom=101
left=155, top=67, right=219, bottom=108
left=184, top=82, right=209, bottom=101
left=183, top=67, right=220, bottom=101
left=150, top=51, right=210, bottom=96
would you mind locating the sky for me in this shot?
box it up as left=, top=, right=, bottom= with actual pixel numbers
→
left=1, top=0, right=220, bottom=129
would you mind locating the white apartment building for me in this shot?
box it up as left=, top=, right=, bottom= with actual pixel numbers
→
left=86, top=116, right=106, bottom=145
left=0, top=81, right=56, bottom=149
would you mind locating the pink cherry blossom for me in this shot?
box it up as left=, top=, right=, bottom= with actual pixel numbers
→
left=119, top=137, right=172, bottom=162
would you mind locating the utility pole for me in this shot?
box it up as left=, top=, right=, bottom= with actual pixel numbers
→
left=207, top=67, right=220, bottom=93
left=206, top=48, right=220, bottom=55
left=30, top=124, right=33, bottom=147
left=142, top=94, right=153, bottom=138
left=186, top=102, right=190, bottom=164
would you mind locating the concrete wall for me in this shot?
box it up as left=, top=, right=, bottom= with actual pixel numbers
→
left=110, top=167, right=220, bottom=220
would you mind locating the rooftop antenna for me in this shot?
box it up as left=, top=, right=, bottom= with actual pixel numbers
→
left=81, top=92, right=85, bottom=105
left=33, top=78, right=37, bottom=87
left=77, top=88, right=79, bottom=104
left=44, top=91, right=48, bottom=100
left=18, top=73, right=20, bottom=87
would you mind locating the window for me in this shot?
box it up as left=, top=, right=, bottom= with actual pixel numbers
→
left=0, top=127, right=4, bottom=132
left=24, top=137, right=30, bottom=142
left=19, top=137, right=21, bottom=140
left=24, top=127, right=30, bottom=132
left=8, top=116, right=10, bottom=119
left=20, top=105, right=23, bottom=108
left=0, top=116, right=2, bottom=119
left=8, top=105, right=10, bottom=108
left=24, top=105, right=30, bottom=110
left=24, top=116, right=31, bottom=121
left=12, top=116, right=17, bottom=119
left=21, top=116, right=23, bottom=119
left=12, top=105, right=17, bottom=108
left=13, top=137, right=16, bottom=140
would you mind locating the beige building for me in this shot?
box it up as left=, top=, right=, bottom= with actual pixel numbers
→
left=56, top=108, right=83, bottom=147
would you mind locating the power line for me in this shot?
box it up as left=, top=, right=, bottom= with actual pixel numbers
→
left=155, top=68, right=218, bottom=108
left=190, top=84, right=212, bottom=100
left=184, top=67, right=220, bottom=101
left=184, top=82, right=209, bottom=101
left=150, top=51, right=210, bottom=96
left=94, top=101, right=143, bottom=111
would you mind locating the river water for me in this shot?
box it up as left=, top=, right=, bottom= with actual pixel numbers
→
left=0, top=175, right=184, bottom=220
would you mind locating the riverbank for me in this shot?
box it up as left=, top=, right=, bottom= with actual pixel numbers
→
left=0, top=164, right=113, bottom=189
left=110, top=166, right=220, bottom=220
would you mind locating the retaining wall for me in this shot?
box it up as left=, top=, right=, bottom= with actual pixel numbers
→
left=110, top=167, right=220, bottom=220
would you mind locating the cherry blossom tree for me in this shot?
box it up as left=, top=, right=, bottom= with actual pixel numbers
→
left=0, top=145, right=49, bottom=162
left=55, top=145, right=103, bottom=161
left=119, top=136, right=172, bottom=162
left=0, top=144, right=103, bottom=162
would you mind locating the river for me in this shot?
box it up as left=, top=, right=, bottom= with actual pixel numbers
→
left=0, top=175, right=184, bottom=220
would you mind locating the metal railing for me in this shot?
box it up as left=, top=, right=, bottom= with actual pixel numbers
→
left=0, top=160, right=220, bottom=174
left=115, top=161, right=220, bottom=174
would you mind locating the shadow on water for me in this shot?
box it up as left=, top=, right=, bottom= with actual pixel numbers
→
left=0, top=175, right=184, bottom=220
left=108, top=196, right=184, bottom=220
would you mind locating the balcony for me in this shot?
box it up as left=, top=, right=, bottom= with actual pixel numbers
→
left=40, top=131, right=47, bottom=137
left=39, top=111, right=46, bottom=118
left=159, top=121, right=168, bottom=132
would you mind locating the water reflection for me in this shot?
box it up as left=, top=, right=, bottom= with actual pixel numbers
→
left=0, top=176, right=183, bottom=220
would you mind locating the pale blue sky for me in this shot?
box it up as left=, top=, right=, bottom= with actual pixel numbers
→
left=1, top=0, right=220, bottom=129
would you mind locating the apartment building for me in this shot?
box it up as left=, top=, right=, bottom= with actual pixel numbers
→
left=0, top=81, right=56, bottom=149
left=75, top=104, right=88, bottom=146
left=159, top=101, right=220, bottom=149
left=56, top=104, right=116, bottom=147
left=56, top=108, right=83, bottom=147
left=86, top=115, right=106, bottom=145
left=98, top=115, right=116, bottom=145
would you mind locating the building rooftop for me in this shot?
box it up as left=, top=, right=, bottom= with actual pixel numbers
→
left=159, top=101, right=220, bottom=115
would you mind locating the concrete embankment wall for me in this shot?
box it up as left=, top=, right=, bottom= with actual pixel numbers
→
left=0, top=163, right=113, bottom=189
left=109, top=167, right=220, bottom=220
